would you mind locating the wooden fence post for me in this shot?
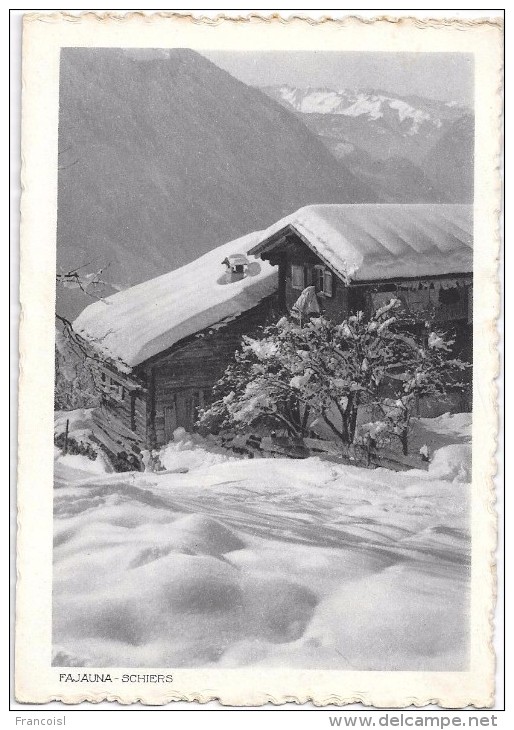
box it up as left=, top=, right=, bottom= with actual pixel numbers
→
left=64, top=418, right=69, bottom=455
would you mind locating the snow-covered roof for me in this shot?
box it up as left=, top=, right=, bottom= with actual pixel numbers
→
left=74, top=204, right=472, bottom=371
left=247, top=204, right=473, bottom=283
left=73, top=231, right=277, bottom=370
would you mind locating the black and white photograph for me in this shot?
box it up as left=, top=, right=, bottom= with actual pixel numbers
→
left=53, top=45, right=474, bottom=671
left=15, top=12, right=502, bottom=708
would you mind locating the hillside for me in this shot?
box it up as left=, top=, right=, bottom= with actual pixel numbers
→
left=422, top=115, right=475, bottom=203
left=57, top=49, right=376, bottom=319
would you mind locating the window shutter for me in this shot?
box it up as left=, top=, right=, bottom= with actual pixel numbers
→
left=324, top=270, right=333, bottom=297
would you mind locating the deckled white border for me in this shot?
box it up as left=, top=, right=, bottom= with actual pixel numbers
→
left=16, top=11, right=503, bottom=707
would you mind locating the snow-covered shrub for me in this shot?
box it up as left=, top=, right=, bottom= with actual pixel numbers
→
left=376, top=319, right=470, bottom=454
left=54, top=431, right=98, bottom=460
left=354, top=420, right=390, bottom=448
left=198, top=302, right=470, bottom=454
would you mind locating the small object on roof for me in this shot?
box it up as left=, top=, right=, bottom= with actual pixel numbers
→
left=73, top=231, right=277, bottom=369
left=222, top=253, right=249, bottom=270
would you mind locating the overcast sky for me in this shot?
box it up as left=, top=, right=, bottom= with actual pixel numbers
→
left=201, top=51, right=473, bottom=106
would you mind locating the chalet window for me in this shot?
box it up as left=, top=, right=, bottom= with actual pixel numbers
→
left=314, top=265, right=333, bottom=297
left=99, top=373, right=125, bottom=401
left=291, top=264, right=305, bottom=290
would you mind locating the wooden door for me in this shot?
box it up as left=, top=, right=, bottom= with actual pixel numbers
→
left=166, top=390, right=206, bottom=437
left=175, top=392, right=189, bottom=430
left=164, top=402, right=178, bottom=442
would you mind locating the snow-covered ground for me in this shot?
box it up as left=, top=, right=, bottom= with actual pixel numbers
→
left=53, top=412, right=471, bottom=671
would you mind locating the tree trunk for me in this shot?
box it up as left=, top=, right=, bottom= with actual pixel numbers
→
left=301, top=405, right=310, bottom=436
left=322, top=411, right=345, bottom=444
left=348, top=407, right=358, bottom=444
left=341, top=415, right=350, bottom=444
left=400, top=427, right=408, bottom=456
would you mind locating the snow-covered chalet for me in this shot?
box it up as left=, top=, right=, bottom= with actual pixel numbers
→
left=73, top=203, right=472, bottom=457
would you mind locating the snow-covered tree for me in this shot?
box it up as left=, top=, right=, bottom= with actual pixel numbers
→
left=198, top=319, right=310, bottom=438
left=54, top=264, right=118, bottom=410
left=377, top=318, right=470, bottom=454
left=54, top=326, right=101, bottom=410
left=199, top=300, right=470, bottom=456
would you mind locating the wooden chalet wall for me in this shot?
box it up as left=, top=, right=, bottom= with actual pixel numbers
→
left=135, top=296, right=275, bottom=447
left=274, top=235, right=471, bottom=323
left=85, top=231, right=472, bottom=459
left=275, top=238, right=350, bottom=320
left=268, top=232, right=472, bottom=364
left=88, top=359, right=148, bottom=459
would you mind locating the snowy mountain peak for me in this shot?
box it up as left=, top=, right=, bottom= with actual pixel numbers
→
left=265, top=85, right=456, bottom=136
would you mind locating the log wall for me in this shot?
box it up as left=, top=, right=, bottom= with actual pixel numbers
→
left=280, top=240, right=350, bottom=321
left=136, top=297, right=274, bottom=446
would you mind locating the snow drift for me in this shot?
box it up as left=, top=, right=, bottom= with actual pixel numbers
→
left=53, top=411, right=471, bottom=670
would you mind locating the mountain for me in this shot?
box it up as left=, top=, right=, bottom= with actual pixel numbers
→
left=422, top=115, right=475, bottom=203
left=340, top=151, right=447, bottom=204
left=262, top=85, right=473, bottom=203
left=57, top=49, right=377, bottom=319
left=263, top=85, right=470, bottom=163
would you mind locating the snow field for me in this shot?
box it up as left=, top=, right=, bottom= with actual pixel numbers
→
left=53, top=411, right=471, bottom=670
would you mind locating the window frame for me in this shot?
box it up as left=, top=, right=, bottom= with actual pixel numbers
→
left=98, top=371, right=126, bottom=401
left=291, top=264, right=305, bottom=290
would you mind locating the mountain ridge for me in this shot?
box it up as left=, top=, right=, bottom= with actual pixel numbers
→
left=57, top=51, right=473, bottom=320
left=57, top=48, right=379, bottom=318
left=261, top=83, right=474, bottom=206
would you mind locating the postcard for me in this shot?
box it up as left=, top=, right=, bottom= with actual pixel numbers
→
left=16, top=12, right=502, bottom=707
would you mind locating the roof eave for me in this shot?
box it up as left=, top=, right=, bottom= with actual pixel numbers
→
left=246, top=225, right=292, bottom=258
left=248, top=223, right=352, bottom=283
